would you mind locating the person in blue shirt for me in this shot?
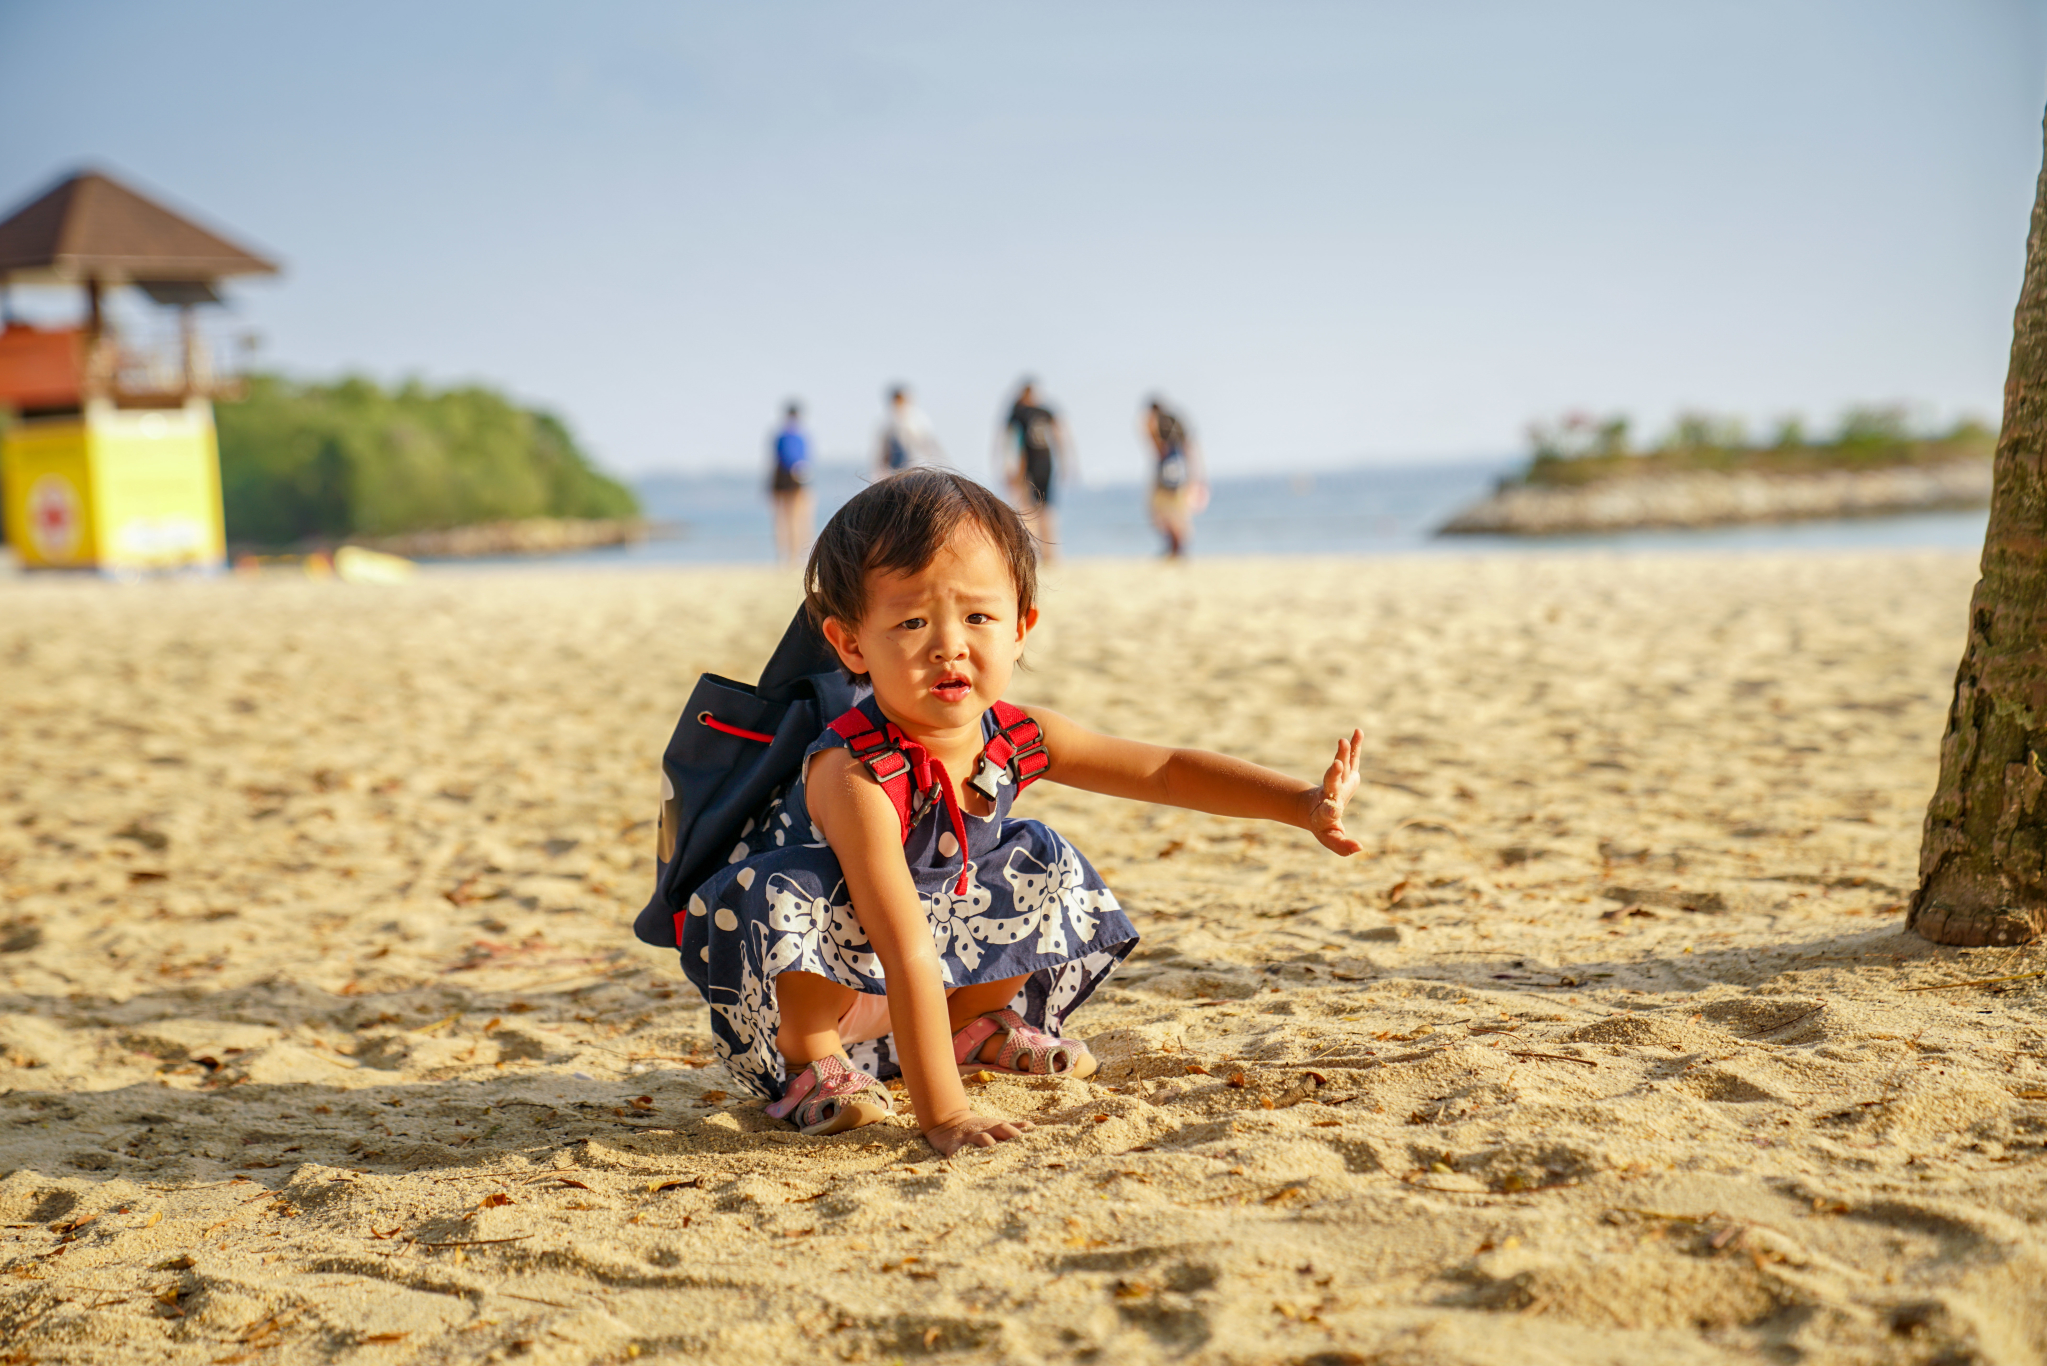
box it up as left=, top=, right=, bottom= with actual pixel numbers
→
left=770, top=401, right=814, bottom=564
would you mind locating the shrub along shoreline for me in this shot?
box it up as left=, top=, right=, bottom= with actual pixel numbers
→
left=216, top=374, right=639, bottom=551
left=1439, top=409, right=1994, bottom=535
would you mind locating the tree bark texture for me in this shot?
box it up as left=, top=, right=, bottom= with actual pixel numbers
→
left=1912, top=112, right=2047, bottom=946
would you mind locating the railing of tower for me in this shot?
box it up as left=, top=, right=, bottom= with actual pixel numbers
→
left=107, top=331, right=251, bottom=404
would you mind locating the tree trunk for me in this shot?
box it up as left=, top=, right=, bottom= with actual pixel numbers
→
left=1911, top=112, right=2047, bottom=947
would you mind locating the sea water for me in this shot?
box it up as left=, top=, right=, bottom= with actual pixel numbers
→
left=422, top=459, right=1993, bottom=571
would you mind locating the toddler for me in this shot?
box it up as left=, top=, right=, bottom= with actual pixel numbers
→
left=681, top=469, right=1362, bottom=1155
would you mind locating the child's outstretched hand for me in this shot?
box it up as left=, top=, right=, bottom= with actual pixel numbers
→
left=926, top=1110, right=1034, bottom=1157
left=1307, top=729, right=1365, bottom=856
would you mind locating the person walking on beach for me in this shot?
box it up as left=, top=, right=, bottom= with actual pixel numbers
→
left=674, top=468, right=1366, bottom=1152
left=769, top=401, right=814, bottom=565
left=1001, top=380, right=1072, bottom=558
left=876, top=385, right=944, bottom=476
left=1144, top=396, right=1206, bottom=558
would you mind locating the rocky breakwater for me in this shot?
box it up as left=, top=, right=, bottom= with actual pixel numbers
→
left=1439, top=458, right=1991, bottom=536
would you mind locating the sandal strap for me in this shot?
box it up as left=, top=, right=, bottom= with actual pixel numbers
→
left=951, top=1015, right=1004, bottom=1065
left=962, top=1007, right=1092, bottom=1076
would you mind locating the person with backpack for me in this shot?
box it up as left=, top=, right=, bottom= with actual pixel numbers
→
left=642, top=468, right=1365, bottom=1155
left=875, top=384, right=944, bottom=476
left=1144, top=397, right=1206, bottom=558
left=768, top=401, right=813, bottom=565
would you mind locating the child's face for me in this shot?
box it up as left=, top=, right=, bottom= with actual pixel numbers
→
left=823, top=525, right=1037, bottom=734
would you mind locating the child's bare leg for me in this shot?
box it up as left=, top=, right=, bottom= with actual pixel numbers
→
left=774, top=970, right=857, bottom=1067
left=767, top=971, right=897, bottom=1135
left=946, top=975, right=1026, bottom=1029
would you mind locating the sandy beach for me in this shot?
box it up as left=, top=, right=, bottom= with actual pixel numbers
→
left=3, top=550, right=2045, bottom=1365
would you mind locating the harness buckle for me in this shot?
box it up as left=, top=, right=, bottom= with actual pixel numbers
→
left=863, top=749, right=911, bottom=784
left=966, top=756, right=1007, bottom=802
left=1006, top=725, right=1047, bottom=788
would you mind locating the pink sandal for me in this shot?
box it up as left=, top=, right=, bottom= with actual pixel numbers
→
left=952, top=1007, right=1098, bottom=1079
left=764, top=1053, right=895, bottom=1136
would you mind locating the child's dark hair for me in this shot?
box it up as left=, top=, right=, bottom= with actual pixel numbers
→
left=804, top=469, right=1039, bottom=646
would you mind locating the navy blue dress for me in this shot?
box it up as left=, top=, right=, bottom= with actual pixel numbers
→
left=681, top=696, right=1138, bottom=1098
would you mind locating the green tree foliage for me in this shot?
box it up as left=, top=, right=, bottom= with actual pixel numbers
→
left=1663, top=410, right=1749, bottom=453
left=1525, top=412, right=1631, bottom=485
left=214, top=374, right=638, bottom=546
left=1517, top=406, right=1996, bottom=488
left=1835, top=404, right=1913, bottom=451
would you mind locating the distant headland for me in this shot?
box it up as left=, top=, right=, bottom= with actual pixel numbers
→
left=216, top=374, right=644, bottom=556
left=1438, top=408, right=1994, bottom=536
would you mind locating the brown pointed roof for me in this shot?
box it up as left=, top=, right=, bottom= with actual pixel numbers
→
left=0, top=169, right=279, bottom=285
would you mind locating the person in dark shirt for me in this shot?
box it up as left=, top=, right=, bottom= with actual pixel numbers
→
left=1001, top=380, right=1072, bottom=559
left=769, top=401, right=814, bottom=565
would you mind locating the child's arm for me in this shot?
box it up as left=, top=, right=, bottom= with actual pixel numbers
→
left=805, top=748, right=1031, bottom=1155
left=1025, top=708, right=1366, bottom=855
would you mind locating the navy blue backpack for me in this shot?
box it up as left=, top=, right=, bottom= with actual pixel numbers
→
left=632, top=608, right=863, bottom=950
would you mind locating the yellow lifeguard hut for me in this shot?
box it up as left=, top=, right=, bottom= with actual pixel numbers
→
left=0, top=170, right=278, bottom=572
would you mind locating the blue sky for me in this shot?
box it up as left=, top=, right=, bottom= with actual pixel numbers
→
left=2, top=2, right=2043, bottom=482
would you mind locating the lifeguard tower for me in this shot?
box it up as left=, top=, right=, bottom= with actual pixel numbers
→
left=0, top=170, right=278, bottom=572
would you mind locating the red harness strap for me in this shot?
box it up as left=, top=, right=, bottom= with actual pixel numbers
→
left=826, top=708, right=920, bottom=840
left=824, top=702, right=1051, bottom=896
left=972, top=700, right=1050, bottom=799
